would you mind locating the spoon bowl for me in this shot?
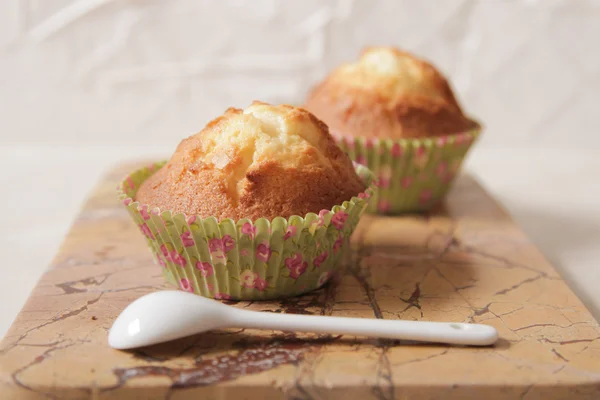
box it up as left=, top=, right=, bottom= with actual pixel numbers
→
left=109, top=291, right=498, bottom=350
left=108, top=291, right=232, bottom=349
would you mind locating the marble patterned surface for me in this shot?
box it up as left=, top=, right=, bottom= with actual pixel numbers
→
left=1, top=163, right=599, bottom=399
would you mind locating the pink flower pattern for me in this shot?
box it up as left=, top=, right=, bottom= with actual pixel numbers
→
left=160, top=244, right=170, bottom=258
left=208, top=235, right=236, bottom=262
left=139, top=223, right=154, bottom=239
left=255, top=277, right=267, bottom=291
left=180, top=231, right=194, bottom=247
left=139, top=205, right=151, bottom=221
left=157, top=245, right=187, bottom=266
left=123, top=198, right=132, bottom=206
left=240, top=270, right=267, bottom=291
left=256, top=242, right=272, bottom=263
left=208, top=238, right=226, bottom=262
left=283, top=225, right=297, bottom=240
left=310, top=210, right=330, bottom=232
left=170, top=251, right=187, bottom=266
left=195, top=261, right=214, bottom=277
left=401, top=176, right=413, bottom=189
left=330, top=211, right=348, bottom=230
left=333, top=234, right=344, bottom=253
left=285, top=253, right=308, bottom=279
left=215, top=293, right=232, bottom=300
left=208, top=238, right=223, bottom=253
left=222, top=235, right=235, bottom=252
left=355, top=155, right=367, bottom=166
left=186, top=215, right=196, bottom=225
left=241, top=223, right=257, bottom=239
left=179, top=278, right=194, bottom=293
left=240, top=270, right=257, bottom=288
left=358, top=192, right=369, bottom=199
left=313, top=251, right=329, bottom=268
left=378, top=200, right=391, bottom=213
left=391, top=143, right=403, bottom=158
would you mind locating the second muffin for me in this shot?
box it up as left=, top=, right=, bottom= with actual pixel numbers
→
left=304, top=47, right=481, bottom=213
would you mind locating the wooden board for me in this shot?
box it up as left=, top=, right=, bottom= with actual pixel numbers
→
left=1, top=162, right=599, bottom=399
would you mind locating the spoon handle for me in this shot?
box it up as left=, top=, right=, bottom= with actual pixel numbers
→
left=230, top=310, right=497, bottom=346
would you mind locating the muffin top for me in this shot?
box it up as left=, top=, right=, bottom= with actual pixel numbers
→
left=136, top=102, right=366, bottom=221
left=304, top=47, right=477, bottom=139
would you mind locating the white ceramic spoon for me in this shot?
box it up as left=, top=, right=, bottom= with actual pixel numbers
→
left=108, top=291, right=498, bottom=350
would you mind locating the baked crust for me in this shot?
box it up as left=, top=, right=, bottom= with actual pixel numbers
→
left=304, top=47, right=477, bottom=139
left=136, top=102, right=366, bottom=220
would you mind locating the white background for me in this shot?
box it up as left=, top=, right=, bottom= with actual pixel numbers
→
left=1, top=0, right=599, bottom=338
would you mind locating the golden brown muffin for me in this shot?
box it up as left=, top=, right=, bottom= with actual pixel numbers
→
left=136, top=102, right=366, bottom=220
left=304, top=47, right=477, bottom=139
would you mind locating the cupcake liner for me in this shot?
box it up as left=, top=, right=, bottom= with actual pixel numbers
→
left=332, top=125, right=481, bottom=214
left=117, top=161, right=376, bottom=300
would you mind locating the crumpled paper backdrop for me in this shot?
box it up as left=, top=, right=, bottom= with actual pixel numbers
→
left=1, top=0, right=598, bottom=149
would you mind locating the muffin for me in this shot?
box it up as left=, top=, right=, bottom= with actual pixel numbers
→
left=118, top=102, right=375, bottom=300
left=304, top=47, right=481, bottom=213
left=136, top=102, right=366, bottom=221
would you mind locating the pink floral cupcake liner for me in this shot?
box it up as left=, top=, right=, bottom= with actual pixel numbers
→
left=332, top=124, right=481, bottom=214
left=118, top=161, right=376, bottom=300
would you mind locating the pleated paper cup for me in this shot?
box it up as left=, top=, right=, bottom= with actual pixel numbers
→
left=332, top=124, right=481, bottom=214
left=117, top=161, right=376, bottom=300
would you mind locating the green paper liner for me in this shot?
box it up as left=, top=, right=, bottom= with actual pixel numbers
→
left=332, top=124, right=481, bottom=214
left=117, top=161, right=376, bottom=300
